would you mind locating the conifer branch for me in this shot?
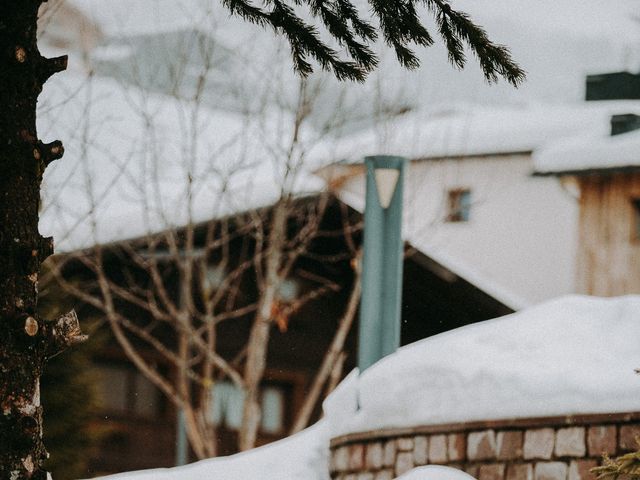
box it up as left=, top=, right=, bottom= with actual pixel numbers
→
left=220, top=0, right=526, bottom=85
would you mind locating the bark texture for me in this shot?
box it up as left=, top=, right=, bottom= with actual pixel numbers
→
left=0, top=1, right=71, bottom=477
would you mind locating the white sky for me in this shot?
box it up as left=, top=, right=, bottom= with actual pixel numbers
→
left=69, top=0, right=640, bottom=108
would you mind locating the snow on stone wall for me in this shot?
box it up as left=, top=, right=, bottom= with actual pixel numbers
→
left=325, top=296, right=640, bottom=438
left=327, top=295, right=640, bottom=480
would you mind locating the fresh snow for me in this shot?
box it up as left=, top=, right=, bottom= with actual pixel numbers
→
left=534, top=128, right=640, bottom=174
left=397, top=466, right=478, bottom=480
left=312, top=101, right=640, bottom=164
left=38, top=67, right=325, bottom=252
left=327, top=295, right=640, bottom=438
left=91, top=420, right=330, bottom=480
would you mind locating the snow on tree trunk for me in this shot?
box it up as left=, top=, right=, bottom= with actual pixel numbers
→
left=0, top=2, right=84, bottom=478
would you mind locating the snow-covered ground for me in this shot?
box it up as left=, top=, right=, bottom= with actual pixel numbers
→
left=90, top=421, right=330, bottom=480
left=95, top=295, right=640, bottom=479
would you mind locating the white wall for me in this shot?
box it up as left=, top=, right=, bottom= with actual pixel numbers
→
left=337, top=154, right=579, bottom=308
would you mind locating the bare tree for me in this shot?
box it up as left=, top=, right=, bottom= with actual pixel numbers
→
left=2, top=0, right=524, bottom=474
left=41, top=24, right=366, bottom=458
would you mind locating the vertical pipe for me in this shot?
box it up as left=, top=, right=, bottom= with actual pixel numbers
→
left=358, top=156, right=406, bottom=372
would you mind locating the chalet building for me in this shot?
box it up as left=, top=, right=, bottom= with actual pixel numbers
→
left=51, top=194, right=511, bottom=476
left=53, top=71, right=640, bottom=474
left=534, top=72, right=640, bottom=296
left=36, top=61, right=515, bottom=474
left=37, top=2, right=640, bottom=472
left=317, top=71, right=640, bottom=309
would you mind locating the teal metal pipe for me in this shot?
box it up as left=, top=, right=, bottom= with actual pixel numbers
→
left=358, top=155, right=406, bottom=372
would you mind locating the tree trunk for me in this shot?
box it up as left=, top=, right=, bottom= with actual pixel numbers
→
left=239, top=201, right=287, bottom=451
left=0, top=2, right=71, bottom=477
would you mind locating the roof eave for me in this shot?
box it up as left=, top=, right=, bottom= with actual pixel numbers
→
left=533, top=164, right=640, bottom=177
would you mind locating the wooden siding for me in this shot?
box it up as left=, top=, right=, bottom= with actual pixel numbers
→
left=577, top=172, right=640, bottom=295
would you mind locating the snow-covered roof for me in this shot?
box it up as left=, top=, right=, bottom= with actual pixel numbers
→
left=313, top=101, right=640, bottom=310
left=534, top=126, right=640, bottom=175
left=39, top=66, right=325, bottom=253
left=92, top=420, right=330, bottom=480
left=324, top=295, right=640, bottom=438
left=312, top=101, right=640, bottom=164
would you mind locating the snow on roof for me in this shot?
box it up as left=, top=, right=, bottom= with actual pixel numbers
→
left=397, top=466, right=478, bottom=480
left=324, top=295, right=640, bottom=438
left=91, top=420, right=329, bottom=480
left=312, top=101, right=640, bottom=164
left=534, top=125, right=640, bottom=175
left=38, top=67, right=325, bottom=253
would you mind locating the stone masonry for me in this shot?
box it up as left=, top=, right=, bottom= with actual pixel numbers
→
left=329, top=413, right=640, bottom=480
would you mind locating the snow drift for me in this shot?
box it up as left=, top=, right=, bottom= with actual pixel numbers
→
left=326, top=295, right=640, bottom=438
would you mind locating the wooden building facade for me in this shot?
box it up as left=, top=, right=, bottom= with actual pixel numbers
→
left=575, top=171, right=640, bottom=296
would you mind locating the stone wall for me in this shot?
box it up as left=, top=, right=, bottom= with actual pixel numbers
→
left=329, top=412, right=640, bottom=480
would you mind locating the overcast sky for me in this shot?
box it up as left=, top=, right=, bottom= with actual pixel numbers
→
left=70, top=0, right=640, bottom=109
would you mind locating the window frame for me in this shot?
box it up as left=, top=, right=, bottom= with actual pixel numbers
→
left=630, top=198, right=640, bottom=242
left=208, top=379, right=290, bottom=436
left=446, top=188, right=472, bottom=223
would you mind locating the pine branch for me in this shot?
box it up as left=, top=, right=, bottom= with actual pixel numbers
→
left=220, top=0, right=526, bottom=85
left=428, top=0, right=526, bottom=86
left=370, top=0, right=434, bottom=68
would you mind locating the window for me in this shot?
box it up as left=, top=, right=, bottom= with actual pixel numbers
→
left=96, top=365, right=161, bottom=418
left=446, top=189, right=472, bottom=222
left=277, top=278, right=299, bottom=302
left=260, top=386, right=285, bottom=434
left=632, top=199, right=640, bottom=240
left=209, top=381, right=286, bottom=434
left=209, top=381, right=245, bottom=430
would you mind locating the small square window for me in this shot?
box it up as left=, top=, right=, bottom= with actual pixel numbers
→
left=209, top=381, right=286, bottom=434
left=446, top=189, right=472, bottom=222
left=631, top=198, right=640, bottom=240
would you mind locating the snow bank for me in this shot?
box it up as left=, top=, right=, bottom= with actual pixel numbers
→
left=534, top=128, right=640, bottom=174
left=397, top=466, right=478, bottom=480
left=329, top=295, right=640, bottom=438
left=91, top=420, right=330, bottom=480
